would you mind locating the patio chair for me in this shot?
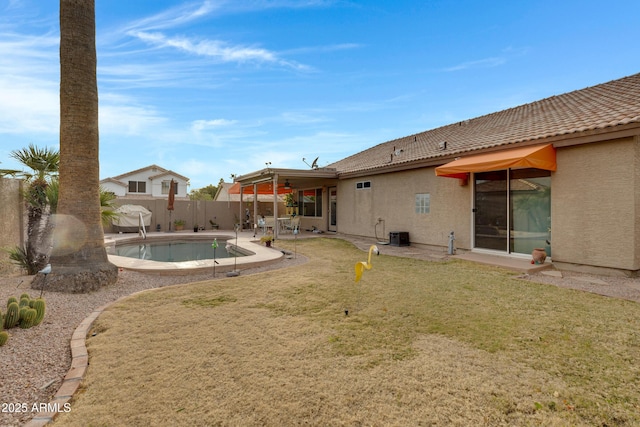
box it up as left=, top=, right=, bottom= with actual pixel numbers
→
left=263, top=216, right=275, bottom=234
left=284, top=216, right=300, bottom=233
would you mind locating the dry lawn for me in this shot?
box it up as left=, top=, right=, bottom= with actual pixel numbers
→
left=54, top=238, right=640, bottom=426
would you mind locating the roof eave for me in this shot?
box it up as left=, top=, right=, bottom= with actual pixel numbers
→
left=235, top=167, right=338, bottom=185
left=337, top=122, right=640, bottom=179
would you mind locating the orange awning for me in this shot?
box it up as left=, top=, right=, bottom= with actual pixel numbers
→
left=435, top=144, right=556, bottom=179
left=228, top=182, right=293, bottom=195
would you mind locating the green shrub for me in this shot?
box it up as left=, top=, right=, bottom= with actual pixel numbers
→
left=4, top=245, right=29, bottom=273
left=0, top=331, right=8, bottom=346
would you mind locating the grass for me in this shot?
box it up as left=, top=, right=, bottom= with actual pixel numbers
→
left=54, top=238, right=640, bottom=426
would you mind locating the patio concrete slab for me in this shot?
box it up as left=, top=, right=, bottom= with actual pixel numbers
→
left=453, top=252, right=552, bottom=274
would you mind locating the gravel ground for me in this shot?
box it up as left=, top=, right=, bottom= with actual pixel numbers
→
left=2, top=238, right=639, bottom=426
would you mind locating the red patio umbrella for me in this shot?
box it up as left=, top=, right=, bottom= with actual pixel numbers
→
left=167, top=179, right=175, bottom=231
left=167, top=179, right=176, bottom=210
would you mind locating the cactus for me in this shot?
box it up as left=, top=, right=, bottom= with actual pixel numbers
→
left=7, top=296, right=17, bottom=307
left=0, top=308, right=3, bottom=331
left=20, top=309, right=37, bottom=329
left=33, top=298, right=46, bottom=326
left=19, top=306, right=29, bottom=321
left=20, top=292, right=30, bottom=300
left=0, top=331, right=8, bottom=346
left=19, top=297, right=30, bottom=308
left=4, top=302, right=20, bottom=329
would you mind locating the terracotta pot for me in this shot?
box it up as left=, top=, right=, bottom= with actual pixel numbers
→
left=532, top=248, right=547, bottom=264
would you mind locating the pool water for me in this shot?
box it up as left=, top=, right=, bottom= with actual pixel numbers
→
left=115, top=240, right=245, bottom=262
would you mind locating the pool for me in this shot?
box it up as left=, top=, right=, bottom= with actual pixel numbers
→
left=105, top=233, right=284, bottom=275
left=115, top=240, right=245, bottom=262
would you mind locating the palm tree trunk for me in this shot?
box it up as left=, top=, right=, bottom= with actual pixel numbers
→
left=32, top=0, right=117, bottom=292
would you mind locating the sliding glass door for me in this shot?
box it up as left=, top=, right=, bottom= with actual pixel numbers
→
left=474, top=170, right=508, bottom=251
left=474, top=168, right=551, bottom=255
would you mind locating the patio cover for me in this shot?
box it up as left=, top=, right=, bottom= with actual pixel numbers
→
left=228, top=182, right=293, bottom=195
left=435, top=144, right=557, bottom=179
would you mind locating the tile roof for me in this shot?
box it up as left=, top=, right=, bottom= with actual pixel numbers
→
left=330, top=72, right=640, bottom=175
left=107, top=164, right=190, bottom=182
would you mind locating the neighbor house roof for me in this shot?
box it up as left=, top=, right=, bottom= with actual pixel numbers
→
left=330, top=72, right=640, bottom=177
left=148, top=170, right=190, bottom=182
left=111, top=164, right=168, bottom=180
left=105, top=164, right=190, bottom=183
left=99, top=177, right=127, bottom=188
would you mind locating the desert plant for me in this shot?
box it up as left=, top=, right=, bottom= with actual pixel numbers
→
left=20, top=308, right=37, bottom=329
left=7, top=296, right=17, bottom=307
left=20, top=293, right=30, bottom=300
left=10, top=144, right=59, bottom=274
left=0, top=308, right=3, bottom=331
left=0, top=331, right=8, bottom=346
left=4, top=302, right=19, bottom=329
left=4, top=246, right=29, bottom=273
left=260, top=235, right=274, bottom=247
left=33, top=298, right=46, bottom=326
left=19, top=297, right=30, bottom=308
left=284, top=192, right=295, bottom=206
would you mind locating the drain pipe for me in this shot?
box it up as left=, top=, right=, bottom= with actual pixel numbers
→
left=447, top=231, right=456, bottom=255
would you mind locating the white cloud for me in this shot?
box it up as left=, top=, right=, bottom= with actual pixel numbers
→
left=282, top=43, right=361, bottom=55
left=191, top=119, right=238, bottom=132
left=279, top=112, right=329, bottom=125
left=115, top=1, right=315, bottom=71
left=133, top=31, right=275, bottom=62
left=121, top=0, right=221, bottom=32
left=0, top=30, right=59, bottom=136
left=128, top=30, right=310, bottom=71
left=98, top=93, right=168, bottom=136
left=443, top=57, right=506, bottom=72
left=0, top=76, right=58, bottom=134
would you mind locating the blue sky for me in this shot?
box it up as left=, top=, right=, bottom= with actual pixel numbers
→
left=1, top=0, right=640, bottom=190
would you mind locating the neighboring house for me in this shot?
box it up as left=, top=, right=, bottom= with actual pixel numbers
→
left=234, top=72, right=640, bottom=276
left=100, top=164, right=190, bottom=199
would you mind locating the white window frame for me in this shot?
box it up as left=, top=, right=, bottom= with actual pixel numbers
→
left=415, top=193, right=430, bottom=214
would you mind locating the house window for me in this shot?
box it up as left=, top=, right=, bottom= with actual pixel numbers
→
left=356, top=181, right=371, bottom=189
left=298, top=188, right=323, bottom=217
left=162, top=180, right=178, bottom=195
left=415, top=193, right=430, bottom=214
left=128, top=181, right=146, bottom=193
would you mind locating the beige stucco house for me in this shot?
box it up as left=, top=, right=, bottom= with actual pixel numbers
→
left=234, top=72, right=640, bottom=276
